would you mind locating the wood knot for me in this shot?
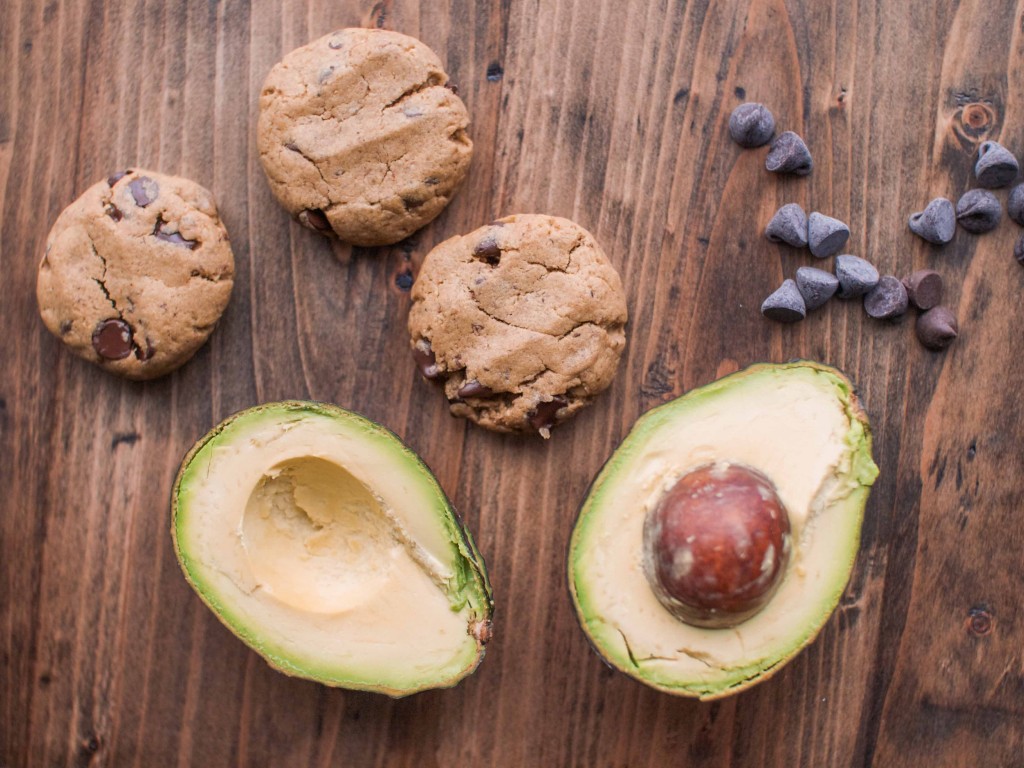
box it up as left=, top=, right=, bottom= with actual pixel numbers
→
left=950, top=102, right=999, bottom=149
left=965, top=605, right=994, bottom=637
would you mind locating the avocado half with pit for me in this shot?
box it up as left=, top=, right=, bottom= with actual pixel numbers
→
left=171, top=401, right=493, bottom=696
left=568, top=361, right=878, bottom=699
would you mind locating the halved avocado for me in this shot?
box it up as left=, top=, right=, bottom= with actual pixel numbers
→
left=171, top=401, right=492, bottom=696
left=568, top=361, right=878, bottom=699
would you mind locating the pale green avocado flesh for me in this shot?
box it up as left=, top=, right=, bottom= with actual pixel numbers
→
left=568, top=362, right=878, bottom=699
left=172, top=401, right=492, bottom=697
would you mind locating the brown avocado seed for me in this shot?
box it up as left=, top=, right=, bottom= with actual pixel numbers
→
left=642, top=462, right=791, bottom=629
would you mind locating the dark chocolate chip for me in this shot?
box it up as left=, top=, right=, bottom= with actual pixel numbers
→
left=765, top=131, right=813, bottom=175
left=528, top=395, right=568, bottom=433
left=128, top=176, right=159, bottom=207
left=1015, top=234, right=1024, bottom=264
left=473, top=236, right=501, bottom=265
left=864, top=275, right=909, bottom=320
left=728, top=102, right=775, bottom=148
left=902, top=270, right=943, bottom=310
left=284, top=141, right=301, bottom=152
left=765, top=203, right=809, bottom=248
left=908, top=198, right=956, bottom=244
left=956, top=189, right=1001, bottom=233
left=107, top=170, right=130, bottom=187
left=457, top=379, right=493, bottom=398
left=105, top=203, right=123, bottom=222
left=916, top=306, right=958, bottom=350
left=91, top=318, right=133, bottom=360
left=835, top=255, right=880, bottom=299
left=401, top=195, right=428, bottom=210
left=808, top=212, right=850, bottom=258
left=412, top=341, right=444, bottom=381
left=328, top=37, right=344, bottom=50
left=486, top=62, right=504, bottom=82
left=298, top=208, right=332, bottom=233
left=795, top=266, right=838, bottom=310
left=134, top=339, right=156, bottom=361
left=1008, top=184, right=1024, bottom=226
left=424, top=177, right=440, bottom=186
left=974, top=141, right=1019, bottom=188
left=445, top=82, right=459, bottom=95
left=59, top=319, right=73, bottom=336
left=153, top=217, right=198, bottom=249
left=761, top=279, right=806, bottom=322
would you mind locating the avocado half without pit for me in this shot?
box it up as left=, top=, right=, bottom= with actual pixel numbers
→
left=568, top=361, right=879, bottom=699
left=171, top=401, right=493, bottom=696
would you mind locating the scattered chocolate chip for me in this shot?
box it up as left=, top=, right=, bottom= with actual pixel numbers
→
left=864, top=276, right=909, bottom=320
left=91, top=318, right=133, bottom=360
left=974, top=141, right=1019, bottom=188
left=765, top=131, right=812, bottom=175
left=395, top=270, right=414, bottom=291
left=284, top=141, right=301, bottom=152
left=444, top=82, right=459, bottom=95
left=808, top=212, right=850, bottom=258
left=457, top=379, right=493, bottom=398
left=403, top=106, right=424, bottom=118
left=728, top=102, right=775, bottom=148
left=153, top=217, right=199, bottom=249
left=424, top=177, right=440, bottom=186
left=107, top=170, right=130, bottom=187
left=328, top=37, right=344, bottom=50
left=105, top=203, right=123, bottom=222
left=908, top=197, right=956, bottom=244
left=902, top=270, right=943, bottom=310
left=486, top=62, right=504, bottom=82
left=765, top=203, right=809, bottom=248
left=1008, top=183, right=1024, bottom=226
left=916, top=306, right=958, bottom=350
left=298, top=208, right=332, bottom=233
left=835, top=254, right=880, bottom=299
left=472, top=235, right=501, bottom=265
left=795, top=266, right=839, bottom=310
left=760, top=279, right=806, bottom=322
left=128, top=176, right=159, bottom=207
left=318, top=66, right=336, bottom=84
left=59, top=319, right=73, bottom=336
left=1015, top=234, right=1024, bottom=264
left=528, top=395, right=568, bottom=433
left=412, top=341, right=444, bottom=381
left=956, top=189, right=1001, bottom=233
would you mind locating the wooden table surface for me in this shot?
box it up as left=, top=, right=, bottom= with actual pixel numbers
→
left=4, top=0, right=1024, bottom=765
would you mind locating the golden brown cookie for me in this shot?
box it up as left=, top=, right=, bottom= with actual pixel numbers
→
left=36, top=169, right=235, bottom=380
left=257, top=28, right=473, bottom=247
left=408, top=215, right=629, bottom=436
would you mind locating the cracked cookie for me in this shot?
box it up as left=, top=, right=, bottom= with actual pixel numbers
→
left=408, top=214, right=628, bottom=437
left=36, top=169, right=235, bottom=380
left=257, top=28, right=473, bottom=247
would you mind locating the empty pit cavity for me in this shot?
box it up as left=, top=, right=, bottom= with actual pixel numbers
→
left=242, top=456, right=394, bottom=613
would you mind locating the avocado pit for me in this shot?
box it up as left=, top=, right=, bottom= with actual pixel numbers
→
left=643, top=462, right=791, bottom=629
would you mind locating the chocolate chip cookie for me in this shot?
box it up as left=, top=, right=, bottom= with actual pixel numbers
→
left=257, top=28, right=473, bottom=247
left=36, top=169, right=235, bottom=380
left=408, top=215, right=628, bottom=436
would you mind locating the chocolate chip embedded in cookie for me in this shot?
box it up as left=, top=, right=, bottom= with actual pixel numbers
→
left=257, top=28, right=473, bottom=247
left=408, top=215, right=629, bottom=437
left=36, top=169, right=235, bottom=380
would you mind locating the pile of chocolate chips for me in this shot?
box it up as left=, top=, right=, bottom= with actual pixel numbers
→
left=729, top=102, right=1024, bottom=352
left=902, top=139, right=1024, bottom=349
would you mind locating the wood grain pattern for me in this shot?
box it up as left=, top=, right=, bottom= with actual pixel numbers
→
left=3, top=0, right=1024, bottom=765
